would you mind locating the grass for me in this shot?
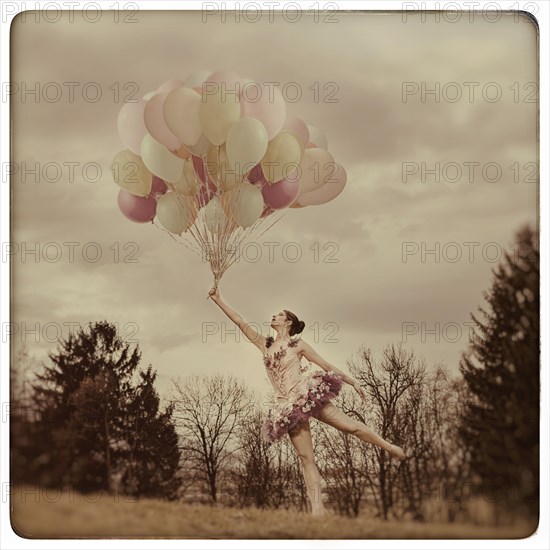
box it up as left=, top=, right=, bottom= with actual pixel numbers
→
left=10, top=486, right=537, bottom=540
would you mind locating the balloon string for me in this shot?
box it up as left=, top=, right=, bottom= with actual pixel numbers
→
left=206, top=272, right=221, bottom=300
left=152, top=155, right=288, bottom=299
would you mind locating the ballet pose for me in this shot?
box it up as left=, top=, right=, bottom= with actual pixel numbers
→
left=208, top=286, right=406, bottom=516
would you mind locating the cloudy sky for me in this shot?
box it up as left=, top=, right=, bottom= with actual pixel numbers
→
left=10, top=10, right=537, bottom=406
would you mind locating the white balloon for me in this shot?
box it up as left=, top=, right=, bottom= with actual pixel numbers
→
left=226, top=117, right=268, bottom=177
left=307, top=124, right=328, bottom=150
left=204, top=196, right=227, bottom=234
left=117, top=99, right=149, bottom=155
left=163, top=87, right=202, bottom=147
left=230, top=183, right=264, bottom=228
left=156, top=192, right=192, bottom=234
left=140, top=134, right=184, bottom=184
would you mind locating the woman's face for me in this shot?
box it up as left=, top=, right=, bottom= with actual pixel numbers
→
left=270, top=311, right=288, bottom=329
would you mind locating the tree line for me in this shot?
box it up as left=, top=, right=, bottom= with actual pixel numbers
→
left=10, top=225, right=539, bottom=524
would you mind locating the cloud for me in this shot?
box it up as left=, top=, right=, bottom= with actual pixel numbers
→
left=9, top=11, right=537, bottom=398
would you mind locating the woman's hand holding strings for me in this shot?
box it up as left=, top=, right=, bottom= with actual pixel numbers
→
left=208, top=286, right=220, bottom=303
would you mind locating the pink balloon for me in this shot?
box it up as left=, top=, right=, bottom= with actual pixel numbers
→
left=297, top=164, right=347, bottom=206
left=191, top=156, right=218, bottom=208
left=192, top=155, right=209, bottom=184
left=261, top=176, right=300, bottom=210
left=150, top=176, right=168, bottom=197
left=144, top=92, right=182, bottom=151
left=248, top=163, right=265, bottom=184
left=191, top=155, right=218, bottom=188
left=192, top=154, right=216, bottom=205
left=157, top=79, right=184, bottom=93
left=117, top=189, right=156, bottom=223
left=117, top=98, right=149, bottom=155
left=281, top=115, right=309, bottom=147
left=241, top=83, right=286, bottom=140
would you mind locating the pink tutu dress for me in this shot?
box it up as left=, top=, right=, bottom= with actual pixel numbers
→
left=260, top=335, right=344, bottom=444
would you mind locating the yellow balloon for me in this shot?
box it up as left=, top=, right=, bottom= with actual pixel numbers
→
left=187, top=133, right=211, bottom=156
left=110, top=150, right=152, bottom=197
left=198, top=88, right=241, bottom=146
left=227, top=183, right=264, bottom=228
left=156, top=192, right=194, bottom=234
left=206, top=144, right=240, bottom=192
left=261, top=132, right=301, bottom=183
left=140, top=133, right=184, bottom=184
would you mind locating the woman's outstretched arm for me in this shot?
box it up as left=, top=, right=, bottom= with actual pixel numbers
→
left=208, top=287, right=267, bottom=354
left=298, top=340, right=367, bottom=402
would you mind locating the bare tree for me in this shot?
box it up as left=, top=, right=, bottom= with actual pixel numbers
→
left=343, top=344, right=473, bottom=522
left=229, top=407, right=304, bottom=509
left=11, top=344, right=40, bottom=412
left=11, top=344, right=42, bottom=485
left=167, top=349, right=471, bottom=519
left=347, top=344, right=425, bottom=520
left=396, top=364, right=472, bottom=522
left=169, top=373, right=254, bottom=503
left=315, top=391, right=372, bottom=517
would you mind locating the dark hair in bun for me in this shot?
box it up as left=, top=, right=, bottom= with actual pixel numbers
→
left=284, top=310, right=305, bottom=336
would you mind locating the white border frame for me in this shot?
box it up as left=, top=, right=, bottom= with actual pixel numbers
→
left=0, top=1, right=547, bottom=548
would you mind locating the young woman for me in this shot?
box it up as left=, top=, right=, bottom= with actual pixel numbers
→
left=208, top=286, right=406, bottom=516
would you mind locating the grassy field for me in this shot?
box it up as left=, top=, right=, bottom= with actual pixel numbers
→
left=10, top=487, right=537, bottom=540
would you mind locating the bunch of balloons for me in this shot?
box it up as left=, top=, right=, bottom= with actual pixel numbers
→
left=111, top=69, right=346, bottom=286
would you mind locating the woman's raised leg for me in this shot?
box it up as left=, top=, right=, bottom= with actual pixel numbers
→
left=315, top=402, right=406, bottom=460
left=288, top=419, right=327, bottom=516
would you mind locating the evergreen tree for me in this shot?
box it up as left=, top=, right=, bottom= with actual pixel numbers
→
left=119, top=366, right=182, bottom=499
left=15, top=320, right=181, bottom=498
left=459, top=225, right=539, bottom=520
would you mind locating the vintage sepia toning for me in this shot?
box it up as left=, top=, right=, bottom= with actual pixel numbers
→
left=8, top=7, right=539, bottom=540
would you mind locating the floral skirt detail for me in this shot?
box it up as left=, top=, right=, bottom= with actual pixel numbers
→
left=260, top=372, right=344, bottom=444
